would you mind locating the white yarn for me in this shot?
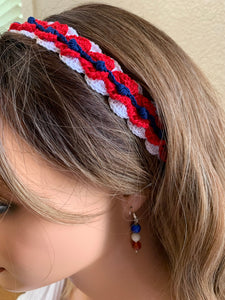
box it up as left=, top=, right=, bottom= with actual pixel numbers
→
left=112, top=59, right=123, bottom=72
left=36, top=38, right=59, bottom=52
left=145, top=140, right=159, bottom=155
left=90, top=41, right=102, bottom=53
left=85, top=76, right=109, bottom=96
left=127, top=120, right=146, bottom=139
left=138, top=84, right=143, bottom=94
left=10, top=29, right=36, bottom=39
left=59, top=55, right=84, bottom=73
left=108, top=98, right=128, bottom=118
left=9, top=21, right=160, bottom=158
left=67, top=26, right=78, bottom=36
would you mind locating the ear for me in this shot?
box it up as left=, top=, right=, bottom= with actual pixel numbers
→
left=121, top=192, right=147, bottom=218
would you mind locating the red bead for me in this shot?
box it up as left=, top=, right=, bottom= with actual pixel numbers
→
left=131, top=240, right=142, bottom=250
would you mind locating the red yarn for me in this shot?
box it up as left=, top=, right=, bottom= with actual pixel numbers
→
left=159, top=141, right=167, bottom=162
left=89, top=52, right=115, bottom=71
left=36, top=19, right=69, bottom=36
left=9, top=19, right=167, bottom=156
left=67, top=35, right=92, bottom=53
left=35, top=30, right=57, bottom=42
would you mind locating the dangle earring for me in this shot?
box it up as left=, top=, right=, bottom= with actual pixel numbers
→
left=129, top=206, right=142, bottom=254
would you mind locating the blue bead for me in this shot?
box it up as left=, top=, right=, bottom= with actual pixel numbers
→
left=131, top=223, right=141, bottom=233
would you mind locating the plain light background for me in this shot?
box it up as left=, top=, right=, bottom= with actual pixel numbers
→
left=22, top=0, right=225, bottom=106
left=1, top=0, right=225, bottom=299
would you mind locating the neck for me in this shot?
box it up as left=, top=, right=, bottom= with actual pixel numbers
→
left=69, top=216, right=172, bottom=300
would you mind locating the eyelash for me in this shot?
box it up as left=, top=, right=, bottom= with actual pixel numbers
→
left=0, top=202, right=12, bottom=214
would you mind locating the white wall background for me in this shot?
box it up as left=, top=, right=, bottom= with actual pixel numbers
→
left=21, top=0, right=225, bottom=105
left=2, top=1, right=225, bottom=299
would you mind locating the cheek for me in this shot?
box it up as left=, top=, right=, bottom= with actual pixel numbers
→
left=43, top=215, right=111, bottom=277
left=1, top=210, right=111, bottom=291
left=1, top=212, right=58, bottom=290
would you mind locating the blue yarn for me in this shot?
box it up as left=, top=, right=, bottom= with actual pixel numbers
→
left=107, top=71, right=161, bottom=135
left=27, top=17, right=35, bottom=24
left=116, top=83, right=131, bottom=96
left=58, top=34, right=68, bottom=44
left=46, top=26, right=57, bottom=35
left=27, top=17, right=164, bottom=140
left=94, top=60, right=108, bottom=72
left=68, top=39, right=81, bottom=52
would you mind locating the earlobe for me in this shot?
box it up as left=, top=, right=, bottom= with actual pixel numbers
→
left=122, top=192, right=147, bottom=218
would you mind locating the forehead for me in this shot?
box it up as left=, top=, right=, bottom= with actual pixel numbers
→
left=0, top=122, right=110, bottom=214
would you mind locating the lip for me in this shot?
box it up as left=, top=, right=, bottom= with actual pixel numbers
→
left=0, top=268, right=5, bottom=272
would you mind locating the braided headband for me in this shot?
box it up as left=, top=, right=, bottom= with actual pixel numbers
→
left=8, top=17, right=167, bottom=162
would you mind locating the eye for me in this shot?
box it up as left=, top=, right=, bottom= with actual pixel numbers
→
left=0, top=203, right=11, bottom=214
left=0, top=196, right=13, bottom=215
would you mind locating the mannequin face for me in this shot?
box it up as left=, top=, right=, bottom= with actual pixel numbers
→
left=0, top=124, right=125, bottom=293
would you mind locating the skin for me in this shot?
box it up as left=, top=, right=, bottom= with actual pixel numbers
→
left=0, top=123, right=171, bottom=300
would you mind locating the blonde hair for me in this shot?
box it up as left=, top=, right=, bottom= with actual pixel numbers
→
left=0, top=3, right=224, bottom=300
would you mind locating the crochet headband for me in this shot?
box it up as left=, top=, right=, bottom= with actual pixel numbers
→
left=8, top=17, right=167, bottom=162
